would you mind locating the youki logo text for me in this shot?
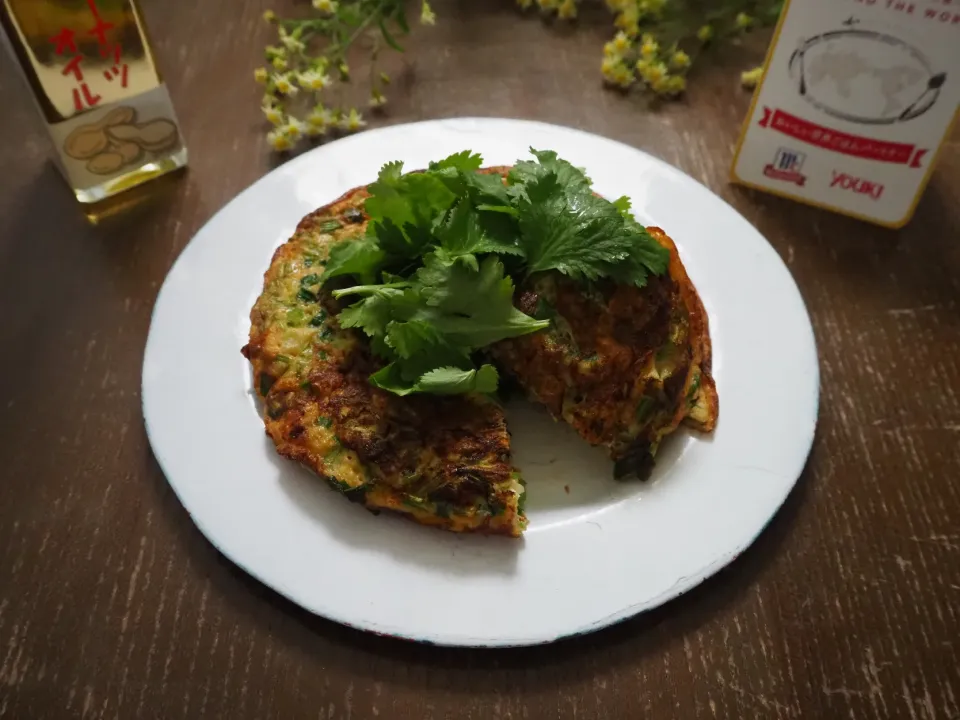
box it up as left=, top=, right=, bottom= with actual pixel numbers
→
left=830, top=170, right=884, bottom=200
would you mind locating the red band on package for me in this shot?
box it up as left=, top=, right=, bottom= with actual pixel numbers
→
left=758, top=107, right=928, bottom=168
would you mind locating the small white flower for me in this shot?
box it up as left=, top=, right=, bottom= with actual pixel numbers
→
left=297, top=70, right=332, bottom=91
left=312, top=0, right=338, bottom=13
left=267, top=129, right=294, bottom=152
left=307, top=107, right=334, bottom=130
left=341, top=108, right=366, bottom=132
left=280, top=118, right=305, bottom=140
left=368, top=90, right=387, bottom=108
left=262, top=102, right=284, bottom=126
left=306, top=107, right=333, bottom=136
left=273, top=73, right=298, bottom=96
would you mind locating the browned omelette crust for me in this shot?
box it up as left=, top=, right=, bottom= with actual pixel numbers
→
left=659, top=228, right=719, bottom=434
left=242, top=185, right=525, bottom=537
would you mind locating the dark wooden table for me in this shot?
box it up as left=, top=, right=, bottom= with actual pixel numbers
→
left=2, top=1, right=959, bottom=718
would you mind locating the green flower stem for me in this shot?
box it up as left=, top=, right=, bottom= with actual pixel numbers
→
left=257, top=0, right=434, bottom=152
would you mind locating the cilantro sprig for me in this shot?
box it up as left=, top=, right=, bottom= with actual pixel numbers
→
left=320, top=148, right=670, bottom=396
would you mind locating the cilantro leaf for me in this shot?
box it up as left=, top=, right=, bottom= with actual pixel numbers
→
left=508, top=153, right=669, bottom=285
left=372, top=218, right=433, bottom=260
left=413, top=254, right=549, bottom=347
left=363, top=162, right=414, bottom=228
left=610, top=192, right=670, bottom=275
left=417, top=365, right=499, bottom=394
left=627, top=232, right=670, bottom=277
left=331, top=254, right=546, bottom=397
left=621, top=212, right=670, bottom=277
left=320, top=237, right=386, bottom=285
left=508, top=148, right=592, bottom=197
left=474, top=211, right=525, bottom=256
left=385, top=319, right=435, bottom=359
left=612, top=195, right=632, bottom=216
left=337, top=287, right=405, bottom=337
left=343, top=254, right=547, bottom=352
left=400, top=174, right=458, bottom=225
left=369, top=363, right=498, bottom=396
left=332, top=253, right=545, bottom=396
left=368, top=363, right=413, bottom=395
left=377, top=160, right=404, bottom=183
left=434, top=199, right=523, bottom=270
left=428, top=150, right=483, bottom=173
left=523, top=170, right=562, bottom=205
left=364, top=161, right=457, bottom=241
left=515, top=183, right=631, bottom=281
left=461, top=171, right=513, bottom=206
left=384, top=320, right=473, bottom=382
left=385, top=318, right=451, bottom=360
left=429, top=157, right=512, bottom=207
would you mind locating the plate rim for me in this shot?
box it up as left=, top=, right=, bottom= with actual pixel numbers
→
left=142, top=117, right=820, bottom=647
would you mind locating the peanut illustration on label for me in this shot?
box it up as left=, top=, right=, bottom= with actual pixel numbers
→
left=63, top=107, right=179, bottom=176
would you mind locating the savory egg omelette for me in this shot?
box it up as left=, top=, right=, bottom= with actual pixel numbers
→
left=243, top=166, right=717, bottom=537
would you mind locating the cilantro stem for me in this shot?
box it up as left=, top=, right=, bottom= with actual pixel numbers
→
left=332, top=282, right=410, bottom=299
left=278, top=18, right=332, bottom=31
left=327, top=9, right=380, bottom=61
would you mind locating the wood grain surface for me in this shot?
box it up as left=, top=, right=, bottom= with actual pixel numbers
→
left=2, top=1, right=959, bottom=718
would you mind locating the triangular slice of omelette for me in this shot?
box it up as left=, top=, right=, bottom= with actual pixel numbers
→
left=491, top=219, right=718, bottom=479
left=243, top=185, right=526, bottom=537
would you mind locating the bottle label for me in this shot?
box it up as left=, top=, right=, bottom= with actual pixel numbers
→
left=46, top=83, right=183, bottom=191
left=730, top=0, right=960, bottom=228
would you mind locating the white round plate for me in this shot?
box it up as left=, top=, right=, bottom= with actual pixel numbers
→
left=143, top=118, right=819, bottom=647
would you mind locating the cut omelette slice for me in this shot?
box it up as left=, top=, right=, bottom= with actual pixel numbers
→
left=242, top=186, right=526, bottom=536
left=491, top=225, right=718, bottom=479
